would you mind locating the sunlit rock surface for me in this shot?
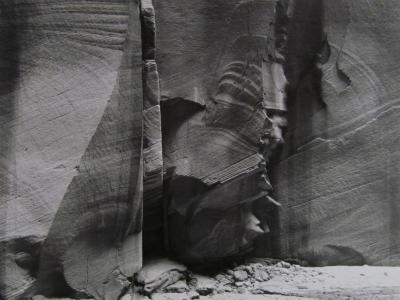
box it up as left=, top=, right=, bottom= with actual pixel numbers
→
left=1, top=0, right=400, bottom=299
left=1, top=1, right=143, bottom=299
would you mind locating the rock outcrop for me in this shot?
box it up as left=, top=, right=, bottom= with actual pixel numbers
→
left=1, top=0, right=400, bottom=299
left=275, top=0, right=400, bottom=266
left=1, top=1, right=143, bottom=299
left=156, top=0, right=287, bottom=265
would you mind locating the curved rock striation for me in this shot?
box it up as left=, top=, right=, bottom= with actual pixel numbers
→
left=2, top=0, right=400, bottom=299
left=155, top=0, right=288, bottom=264
left=275, top=0, right=400, bottom=266
left=1, top=0, right=143, bottom=299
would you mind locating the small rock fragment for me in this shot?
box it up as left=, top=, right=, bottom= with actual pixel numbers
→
left=244, top=265, right=253, bottom=274
left=194, top=274, right=215, bottom=296
left=223, top=286, right=233, bottom=292
left=164, top=280, right=189, bottom=293
left=233, top=270, right=248, bottom=281
left=215, top=274, right=231, bottom=285
left=138, top=259, right=187, bottom=294
left=254, top=269, right=270, bottom=282
left=215, top=274, right=225, bottom=282
left=235, top=281, right=244, bottom=287
left=280, top=269, right=289, bottom=275
left=196, top=285, right=214, bottom=295
left=244, top=281, right=252, bottom=287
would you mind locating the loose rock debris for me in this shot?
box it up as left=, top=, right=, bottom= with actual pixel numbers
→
left=132, top=258, right=324, bottom=298
left=31, top=260, right=400, bottom=299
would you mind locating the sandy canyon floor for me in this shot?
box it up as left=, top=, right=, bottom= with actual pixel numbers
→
left=32, top=259, right=400, bottom=300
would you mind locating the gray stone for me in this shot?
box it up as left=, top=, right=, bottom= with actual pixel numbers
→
left=254, top=270, right=270, bottom=282
left=234, top=282, right=244, bottom=287
left=194, top=275, right=216, bottom=296
left=164, top=281, right=189, bottom=293
left=233, top=270, right=248, bottom=282
left=3, top=1, right=400, bottom=299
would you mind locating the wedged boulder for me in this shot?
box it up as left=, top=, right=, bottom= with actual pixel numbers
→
left=154, top=0, right=288, bottom=263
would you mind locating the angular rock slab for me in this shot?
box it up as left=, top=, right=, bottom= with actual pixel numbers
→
left=155, top=0, right=287, bottom=262
left=0, top=0, right=139, bottom=299
left=32, top=1, right=143, bottom=299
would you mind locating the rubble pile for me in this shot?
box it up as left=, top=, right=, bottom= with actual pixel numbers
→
left=29, top=261, right=400, bottom=299
left=141, top=259, right=320, bottom=299
left=214, top=261, right=297, bottom=294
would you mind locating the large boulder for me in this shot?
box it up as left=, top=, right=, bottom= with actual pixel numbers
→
left=154, top=0, right=287, bottom=264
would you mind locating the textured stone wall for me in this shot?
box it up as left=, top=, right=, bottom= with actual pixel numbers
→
left=0, top=1, right=143, bottom=299
left=275, top=0, right=400, bottom=266
left=1, top=0, right=400, bottom=299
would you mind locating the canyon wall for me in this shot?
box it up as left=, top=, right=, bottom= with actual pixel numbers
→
left=0, top=1, right=143, bottom=299
left=275, top=0, right=400, bottom=266
left=1, top=0, right=400, bottom=299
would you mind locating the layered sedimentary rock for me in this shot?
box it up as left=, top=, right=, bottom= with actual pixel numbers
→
left=154, top=0, right=288, bottom=264
left=1, top=1, right=143, bottom=299
left=141, top=0, right=165, bottom=255
left=2, top=0, right=400, bottom=299
left=275, top=0, right=400, bottom=266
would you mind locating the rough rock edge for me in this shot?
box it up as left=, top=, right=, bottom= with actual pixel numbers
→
left=140, top=0, right=165, bottom=254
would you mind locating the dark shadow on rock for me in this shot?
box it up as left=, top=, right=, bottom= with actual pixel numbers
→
left=0, top=1, right=21, bottom=298
left=140, top=99, right=205, bottom=257
left=275, top=0, right=325, bottom=260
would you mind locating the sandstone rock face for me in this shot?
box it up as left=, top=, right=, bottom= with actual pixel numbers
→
left=155, top=0, right=287, bottom=263
left=275, top=0, right=400, bottom=266
left=136, top=0, right=287, bottom=263
left=1, top=0, right=400, bottom=299
left=1, top=0, right=143, bottom=299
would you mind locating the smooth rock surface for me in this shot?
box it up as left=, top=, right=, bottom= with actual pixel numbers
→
left=1, top=1, right=143, bottom=299
left=2, top=0, right=400, bottom=299
left=275, top=0, right=400, bottom=266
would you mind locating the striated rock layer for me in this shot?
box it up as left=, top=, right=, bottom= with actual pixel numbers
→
left=155, top=0, right=288, bottom=264
left=275, top=0, right=400, bottom=266
left=1, top=0, right=143, bottom=299
left=1, top=0, right=400, bottom=299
